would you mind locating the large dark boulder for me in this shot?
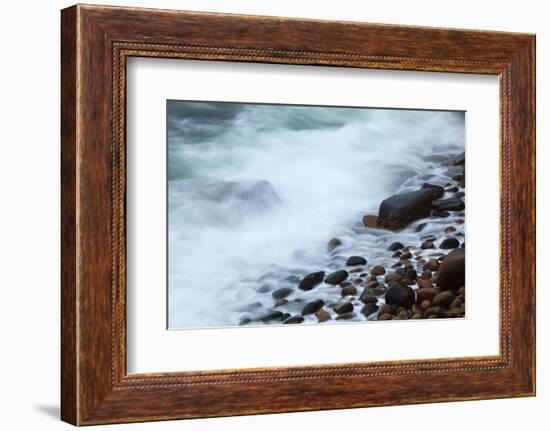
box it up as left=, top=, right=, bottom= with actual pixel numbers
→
left=421, top=183, right=445, bottom=200
left=385, top=282, right=415, bottom=308
left=298, top=271, right=325, bottom=291
left=436, top=248, right=465, bottom=291
left=377, top=189, right=434, bottom=230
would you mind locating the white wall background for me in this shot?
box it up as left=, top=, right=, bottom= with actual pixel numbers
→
left=0, top=0, right=545, bottom=429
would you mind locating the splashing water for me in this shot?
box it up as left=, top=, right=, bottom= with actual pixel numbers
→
left=167, top=101, right=465, bottom=329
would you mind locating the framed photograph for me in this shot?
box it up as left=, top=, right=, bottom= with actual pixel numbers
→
left=61, top=4, right=536, bottom=425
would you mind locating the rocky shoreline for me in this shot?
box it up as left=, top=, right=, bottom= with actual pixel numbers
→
left=238, top=151, right=466, bottom=326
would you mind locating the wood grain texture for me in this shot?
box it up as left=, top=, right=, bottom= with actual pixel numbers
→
left=60, top=4, right=536, bottom=425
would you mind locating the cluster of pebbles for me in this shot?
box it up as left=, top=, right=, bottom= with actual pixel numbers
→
left=239, top=152, right=466, bottom=326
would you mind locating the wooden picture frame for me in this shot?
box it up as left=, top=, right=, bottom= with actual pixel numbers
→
left=61, top=4, right=535, bottom=425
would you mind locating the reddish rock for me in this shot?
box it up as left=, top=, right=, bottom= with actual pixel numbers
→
left=416, top=278, right=433, bottom=290
left=416, top=287, right=439, bottom=303
left=436, top=248, right=465, bottom=291
left=363, top=214, right=378, bottom=228
left=370, top=265, right=386, bottom=276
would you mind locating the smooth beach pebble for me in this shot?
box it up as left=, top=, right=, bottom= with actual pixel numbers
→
left=345, top=256, right=367, bottom=266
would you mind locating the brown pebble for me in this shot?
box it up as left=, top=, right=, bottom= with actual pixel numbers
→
left=363, top=214, right=378, bottom=228
left=361, top=295, right=378, bottom=304
left=455, top=219, right=465, bottom=224
left=349, top=267, right=363, bottom=273
left=458, top=286, right=465, bottom=296
left=401, top=252, right=413, bottom=259
left=379, top=303, right=397, bottom=315
left=365, top=275, right=378, bottom=283
left=370, top=265, right=386, bottom=276
left=341, top=285, right=357, bottom=296
left=411, top=313, right=424, bottom=319
left=421, top=241, right=435, bottom=249
left=336, top=312, right=356, bottom=320
left=412, top=303, right=424, bottom=314
left=423, top=259, right=440, bottom=271
left=445, top=226, right=457, bottom=233
left=420, top=299, right=432, bottom=309
left=378, top=313, right=393, bottom=321
left=275, top=299, right=288, bottom=307
left=421, top=270, right=432, bottom=280
left=315, top=308, right=332, bottom=323
left=416, top=288, right=439, bottom=304
left=416, top=278, right=433, bottom=290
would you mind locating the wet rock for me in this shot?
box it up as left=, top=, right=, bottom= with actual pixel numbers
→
left=370, top=265, right=386, bottom=276
left=315, top=308, right=331, bottom=323
left=423, top=259, right=440, bottom=271
left=336, top=312, right=356, bottom=320
left=433, top=197, right=465, bottom=212
left=436, top=248, right=465, bottom=291
left=388, top=241, right=404, bottom=251
left=371, top=286, right=387, bottom=297
left=422, top=183, right=445, bottom=199
left=346, top=256, right=367, bottom=266
left=385, top=282, right=415, bottom=308
left=453, top=151, right=465, bottom=166
left=416, top=278, right=433, bottom=290
left=239, top=317, right=252, bottom=326
left=392, top=251, right=403, bottom=258
left=301, top=299, right=325, bottom=316
left=444, top=226, right=457, bottom=233
left=419, top=299, right=432, bottom=309
left=421, top=240, right=435, bottom=250
left=416, top=287, right=439, bottom=303
left=360, top=289, right=378, bottom=303
left=327, top=238, right=343, bottom=252
left=257, top=311, right=284, bottom=322
left=361, top=303, right=379, bottom=317
left=334, top=302, right=354, bottom=315
left=432, top=290, right=456, bottom=307
left=401, top=251, right=413, bottom=260
left=272, top=287, right=293, bottom=300
left=432, top=210, right=451, bottom=218
left=378, top=313, right=393, bottom=320
left=283, top=315, right=304, bottom=324
left=385, top=272, right=403, bottom=283
left=415, top=222, right=428, bottom=232
left=424, top=306, right=446, bottom=318
left=440, top=237, right=460, bottom=249
left=275, top=299, right=288, bottom=307
left=341, top=285, right=357, bottom=296
left=363, top=214, right=378, bottom=228
left=325, top=269, right=349, bottom=285
left=377, top=189, right=434, bottom=230
left=450, top=297, right=464, bottom=309
left=396, top=307, right=410, bottom=320
left=298, top=271, right=325, bottom=291
left=379, top=304, right=398, bottom=315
